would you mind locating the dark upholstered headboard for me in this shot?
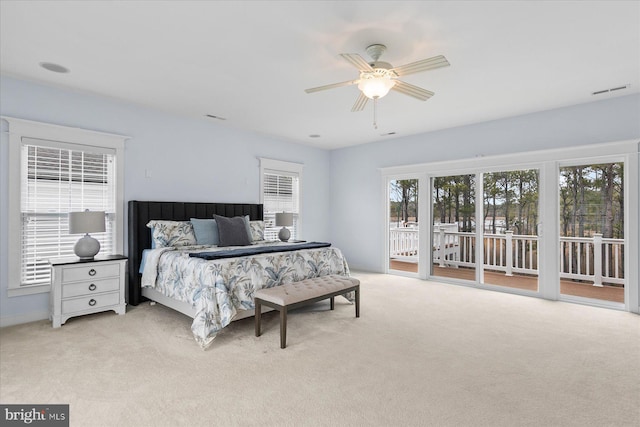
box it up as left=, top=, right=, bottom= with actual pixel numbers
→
left=127, top=201, right=263, bottom=305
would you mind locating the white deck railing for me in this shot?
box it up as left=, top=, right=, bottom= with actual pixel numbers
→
left=388, top=227, right=419, bottom=262
left=559, top=235, right=624, bottom=286
left=390, top=226, right=624, bottom=286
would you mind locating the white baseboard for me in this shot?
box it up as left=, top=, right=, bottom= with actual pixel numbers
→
left=0, top=311, right=49, bottom=328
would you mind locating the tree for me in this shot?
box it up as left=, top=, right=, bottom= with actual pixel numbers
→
left=484, top=174, right=499, bottom=234
left=390, top=179, right=418, bottom=224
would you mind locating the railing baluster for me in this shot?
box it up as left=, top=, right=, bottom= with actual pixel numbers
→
left=390, top=226, right=623, bottom=285
left=585, top=242, right=589, bottom=277
left=579, top=242, right=584, bottom=276
left=439, top=227, right=446, bottom=266
left=605, top=243, right=610, bottom=279
left=614, top=243, right=619, bottom=278
left=569, top=242, right=573, bottom=275
left=593, top=234, right=603, bottom=287
left=492, top=237, right=497, bottom=267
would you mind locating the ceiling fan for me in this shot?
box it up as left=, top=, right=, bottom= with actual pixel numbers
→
left=305, top=44, right=450, bottom=128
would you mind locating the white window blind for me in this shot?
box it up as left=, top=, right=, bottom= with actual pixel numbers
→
left=262, top=169, right=300, bottom=241
left=20, top=138, right=117, bottom=286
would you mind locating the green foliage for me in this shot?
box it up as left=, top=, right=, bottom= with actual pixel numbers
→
left=432, top=174, right=475, bottom=231
left=393, top=163, right=623, bottom=239
left=559, top=163, right=623, bottom=238
left=390, top=179, right=418, bottom=224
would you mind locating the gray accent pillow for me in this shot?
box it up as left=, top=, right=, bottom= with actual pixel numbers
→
left=214, top=215, right=252, bottom=246
left=190, top=218, right=219, bottom=245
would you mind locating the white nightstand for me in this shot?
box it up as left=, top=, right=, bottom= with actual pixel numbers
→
left=50, top=255, right=127, bottom=328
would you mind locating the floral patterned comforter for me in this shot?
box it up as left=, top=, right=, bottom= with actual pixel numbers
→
left=141, top=242, right=351, bottom=348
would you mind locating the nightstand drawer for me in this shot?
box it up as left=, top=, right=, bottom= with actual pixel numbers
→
left=62, top=263, right=121, bottom=283
left=62, top=292, right=120, bottom=314
left=62, top=277, right=120, bottom=299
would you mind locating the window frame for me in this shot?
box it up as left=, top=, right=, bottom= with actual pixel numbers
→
left=380, top=140, right=639, bottom=314
left=259, top=158, right=303, bottom=240
left=4, top=117, right=127, bottom=297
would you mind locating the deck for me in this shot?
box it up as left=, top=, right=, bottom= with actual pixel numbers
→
left=390, top=260, right=624, bottom=303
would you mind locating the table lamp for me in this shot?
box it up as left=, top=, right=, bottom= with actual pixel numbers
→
left=275, top=212, right=293, bottom=242
left=69, top=210, right=105, bottom=260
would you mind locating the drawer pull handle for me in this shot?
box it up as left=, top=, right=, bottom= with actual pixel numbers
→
left=89, top=299, right=97, bottom=306
left=88, top=269, right=97, bottom=276
left=88, top=284, right=97, bottom=291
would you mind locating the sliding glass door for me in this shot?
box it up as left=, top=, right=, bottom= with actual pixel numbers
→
left=559, top=162, right=625, bottom=305
left=383, top=141, right=636, bottom=313
left=388, top=178, right=419, bottom=274
left=431, top=174, right=476, bottom=281
left=429, top=169, right=540, bottom=292
left=481, top=169, right=539, bottom=292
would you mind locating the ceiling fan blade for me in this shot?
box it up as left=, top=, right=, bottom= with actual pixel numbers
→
left=305, top=79, right=359, bottom=94
left=391, top=55, right=450, bottom=76
left=340, top=53, right=374, bottom=72
left=391, top=80, right=435, bottom=101
left=351, top=92, right=369, bottom=112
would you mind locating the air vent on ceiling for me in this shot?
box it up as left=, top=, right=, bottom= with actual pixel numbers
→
left=380, top=131, right=397, bottom=136
left=592, top=84, right=630, bottom=96
left=39, top=62, right=70, bottom=73
left=205, top=114, right=226, bottom=120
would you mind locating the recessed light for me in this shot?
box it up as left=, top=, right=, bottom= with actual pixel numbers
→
left=308, top=134, right=321, bottom=138
left=205, top=114, right=226, bottom=121
left=39, top=62, right=69, bottom=73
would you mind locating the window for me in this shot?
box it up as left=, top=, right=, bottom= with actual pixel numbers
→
left=21, top=139, right=116, bottom=286
left=259, top=158, right=303, bottom=240
left=5, top=117, right=126, bottom=296
left=380, top=139, right=638, bottom=314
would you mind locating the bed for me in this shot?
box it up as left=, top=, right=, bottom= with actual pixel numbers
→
left=127, top=201, right=351, bottom=348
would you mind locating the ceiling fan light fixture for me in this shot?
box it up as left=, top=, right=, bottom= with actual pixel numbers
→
left=358, top=74, right=396, bottom=99
left=304, top=43, right=450, bottom=124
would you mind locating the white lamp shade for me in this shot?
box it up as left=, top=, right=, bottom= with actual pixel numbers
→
left=275, top=212, right=293, bottom=227
left=358, top=76, right=396, bottom=99
left=69, top=211, right=106, bottom=234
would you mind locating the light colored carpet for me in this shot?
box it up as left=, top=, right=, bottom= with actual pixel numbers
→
left=1, top=273, right=639, bottom=427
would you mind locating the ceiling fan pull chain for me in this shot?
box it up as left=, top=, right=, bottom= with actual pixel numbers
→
left=373, top=97, right=378, bottom=129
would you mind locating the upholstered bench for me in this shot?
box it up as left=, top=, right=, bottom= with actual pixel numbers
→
left=254, top=275, right=360, bottom=348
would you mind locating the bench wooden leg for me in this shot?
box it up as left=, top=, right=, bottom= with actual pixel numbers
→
left=280, top=307, right=287, bottom=349
left=255, top=279, right=360, bottom=349
left=255, top=299, right=262, bottom=337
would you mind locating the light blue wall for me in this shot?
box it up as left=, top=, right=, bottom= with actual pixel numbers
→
left=2, top=74, right=639, bottom=325
left=0, top=75, right=331, bottom=325
left=329, top=94, right=640, bottom=272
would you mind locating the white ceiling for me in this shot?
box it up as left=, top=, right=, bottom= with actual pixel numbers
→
left=1, top=1, right=638, bottom=150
